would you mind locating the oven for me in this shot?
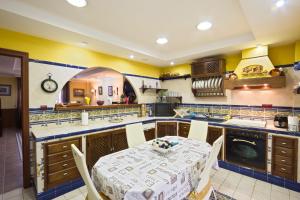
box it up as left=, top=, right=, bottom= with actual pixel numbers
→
left=225, top=128, right=267, bottom=171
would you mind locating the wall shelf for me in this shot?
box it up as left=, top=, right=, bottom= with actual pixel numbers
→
left=159, top=74, right=191, bottom=81
left=139, top=87, right=168, bottom=94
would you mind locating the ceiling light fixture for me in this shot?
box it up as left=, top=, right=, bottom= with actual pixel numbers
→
left=129, top=55, right=134, bottom=59
left=276, top=0, right=286, bottom=8
left=197, top=21, right=212, bottom=31
left=66, top=0, right=87, bottom=7
left=79, top=41, right=88, bottom=46
left=170, top=62, right=175, bottom=66
left=156, top=37, right=168, bottom=45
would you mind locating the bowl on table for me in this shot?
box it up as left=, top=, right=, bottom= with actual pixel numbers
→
left=97, top=100, right=104, bottom=105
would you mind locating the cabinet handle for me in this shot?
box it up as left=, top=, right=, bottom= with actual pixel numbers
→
left=63, top=155, right=68, bottom=158
left=281, top=159, right=286, bottom=162
left=281, top=150, right=286, bottom=154
left=63, top=173, right=68, bottom=176
left=63, top=164, right=68, bottom=167
left=280, top=168, right=286, bottom=171
left=281, top=142, right=287, bottom=145
left=62, top=145, right=68, bottom=149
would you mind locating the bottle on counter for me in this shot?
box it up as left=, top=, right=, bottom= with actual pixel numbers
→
left=81, top=110, right=89, bottom=126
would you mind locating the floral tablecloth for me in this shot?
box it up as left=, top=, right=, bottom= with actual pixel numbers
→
left=92, top=136, right=211, bottom=200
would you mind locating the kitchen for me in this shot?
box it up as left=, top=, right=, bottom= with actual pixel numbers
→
left=0, top=0, right=300, bottom=200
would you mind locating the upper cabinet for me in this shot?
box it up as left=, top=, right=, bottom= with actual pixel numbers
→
left=191, top=57, right=225, bottom=78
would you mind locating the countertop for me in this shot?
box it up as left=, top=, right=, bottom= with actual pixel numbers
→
left=31, top=115, right=300, bottom=142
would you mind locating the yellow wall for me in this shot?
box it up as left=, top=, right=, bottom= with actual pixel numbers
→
left=0, top=28, right=161, bottom=78
left=296, top=41, right=300, bottom=62
left=161, top=43, right=297, bottom=75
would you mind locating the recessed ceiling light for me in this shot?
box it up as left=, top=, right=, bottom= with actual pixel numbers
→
left=170, top=61, right=175, bottom=66
left=276, top=0, right=286, bottom=7
left=66, top=0, right=87, bottom=7
left=156, top=37, right=168, bottom=45
left=79, top=41, right=88, bottom=46
left=129, top=55, right=134, bottom=59
left=197, top=21, right=212, bottom=31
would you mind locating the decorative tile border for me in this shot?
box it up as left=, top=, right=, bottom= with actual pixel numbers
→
left=219, top=160, right=300, bottom=192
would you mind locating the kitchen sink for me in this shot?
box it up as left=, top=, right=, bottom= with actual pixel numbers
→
left=223, top=119, right=267, bottom=128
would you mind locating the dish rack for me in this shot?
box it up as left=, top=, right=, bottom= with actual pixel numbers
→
left=191, top=57, right=225, bottom=97
left=192, top=75, right=224, bottom=97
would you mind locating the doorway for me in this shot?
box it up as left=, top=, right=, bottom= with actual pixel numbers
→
left=0, top=48, right=30, bottom=193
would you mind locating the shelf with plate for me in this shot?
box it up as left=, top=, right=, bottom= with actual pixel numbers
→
left=191, top=57, right=225, bottom=97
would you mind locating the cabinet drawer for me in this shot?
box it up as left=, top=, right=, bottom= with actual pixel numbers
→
left=47, top=151, right=73, bottom=164
left=47, top=167, right=80, bottom=189
left=273, top=155, right=293, bottom=166
left=273, top=146, right=294, bottom=157
left=273, top=136, right=297, bottom=149
left=47, top=139, right=80, bottom=155
left=272, top=164, right=294, bottom=180
left=48, top=159, right=76, bottom=174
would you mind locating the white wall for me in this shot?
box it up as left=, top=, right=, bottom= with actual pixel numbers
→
left=125, top=75, right=161, bottom=104
left=161, top=68, right=300, bottom=107
left=29, top=62, right=82, bottom=108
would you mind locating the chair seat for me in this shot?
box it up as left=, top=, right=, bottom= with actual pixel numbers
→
left=85, top=192, right=110, bottom=200
left=188, top=179, right=212, bottom=200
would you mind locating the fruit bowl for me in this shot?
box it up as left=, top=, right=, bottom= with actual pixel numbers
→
left=151, top=139, right=178, bottom=154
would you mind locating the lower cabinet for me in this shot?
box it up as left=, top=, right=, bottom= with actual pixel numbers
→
left=178, top=122, right=190, bottom=138
left=156, top=122, right=177, bottom=138
left=272, top=135, right=298, bottom=181
left=207, top=127, right=223, bottom=159
left=44, top=137, right=82, bottom=190
left=144, top=128, right=156, bottom=141
left=86, top=129, right=128, bottom=170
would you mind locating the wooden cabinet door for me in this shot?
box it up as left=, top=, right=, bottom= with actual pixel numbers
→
left=207, top=127, right=223, bottom=159
left=179, top=123, right=190, bottom=138
left=157, top=122, right=177, bottom=138
left=144, top=128, right=156, bottom=141
left=86, top=131, right=112, bottom=170
left=112, top=129, right=129, bottom=152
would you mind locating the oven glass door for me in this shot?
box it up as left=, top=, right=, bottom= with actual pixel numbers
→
left=226, top=134, right=266, bottom=171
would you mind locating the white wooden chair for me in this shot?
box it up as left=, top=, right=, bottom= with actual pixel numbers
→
left=188, top=120, right=208, bottom=142
left=188, top=135, right=224, bottom=200
left=71, top=144, right=109, bottom=200
left=125, top=123, right=146, bottom=148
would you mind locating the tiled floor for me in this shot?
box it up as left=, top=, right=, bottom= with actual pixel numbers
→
left=1, top=161, right=300, bottom=200
left=0, top=128, right=23, bottom=196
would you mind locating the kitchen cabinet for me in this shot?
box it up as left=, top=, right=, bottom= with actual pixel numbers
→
left=178, top=122, right=190, bottom=138
left=86, top=129, right=128, bottom=170
left=156, top=122, right=177, bottom=138
left=44, top=137, right=81, bottom=190
left=207, top=127, right=223, bottom=159
left=191, top=57, right=225, bottom=77
left=144, top=128, right=156, bottom=141
left=272, top=135, right=298, bottom=181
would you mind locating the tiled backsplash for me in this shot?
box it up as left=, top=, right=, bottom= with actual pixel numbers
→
left=146, top=103, right=300, bottom=120
left=176, top=104, right=300, bottom=119
left=29, top=105, right=142, bottom=125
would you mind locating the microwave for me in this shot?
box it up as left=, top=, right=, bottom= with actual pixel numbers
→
left=152, top=103, right=176, bottom=116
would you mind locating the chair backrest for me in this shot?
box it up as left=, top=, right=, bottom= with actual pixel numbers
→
left=195, top=135, right=224, bottom=193
left=125, top=123, right=146, bottom=148
left=71, top=144, right=102, bottom=200
left=188, top=120, right=208, bottom=142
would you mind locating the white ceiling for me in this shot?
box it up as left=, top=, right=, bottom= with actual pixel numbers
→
left=0, top=0, right=299, bottom=66
left=0, top=55, right=21, bottom=77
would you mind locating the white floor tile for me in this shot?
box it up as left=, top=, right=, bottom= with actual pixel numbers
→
left=22, top=188, right=35, bottom=200
left=290, top=189, right=300, bottom=198
left=271, top=184, right=289, bottom=194
left=79, top=186, right=87, bottom=194
left=3, top=188, right=23, bottom=199
left=64, top=189, right=82, bottom=200
left=219, top=184, right=235, bottom=197
left=253, top=180, right=271, bottom=195
left=270, top=190, right=289, bottom=200
left=233, top=191, right=251, bottom=200
left=53, top=195, right=66, bottom=200
left=251, top=190, right=270, bottom=200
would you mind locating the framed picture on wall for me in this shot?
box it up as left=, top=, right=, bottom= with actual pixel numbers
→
left=0, top=85, right=11, bottom=96
left=98, top=86, right=103, bottom=95
left=108, top=86, right=113, bottom=96
left=73, top=88, right=85, bottom=97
